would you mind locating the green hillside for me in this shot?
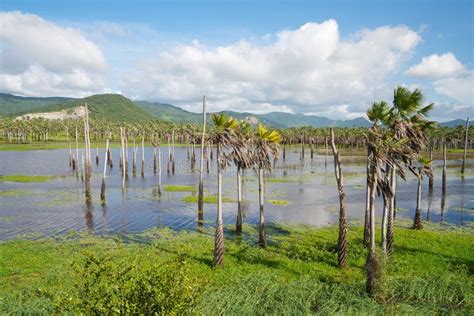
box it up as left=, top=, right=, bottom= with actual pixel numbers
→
left=2, top=94, right=156, bottom=123
left=65, top=94, right=155, bottom=123
left=135, top=101, right=201, bottom=123
left=0, top=93, right=74, bottom=117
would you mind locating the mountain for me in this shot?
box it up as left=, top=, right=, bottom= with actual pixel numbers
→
left=0, top=93, right=75, bottom=117
left=135, top=101, right=371, bottom=127
left=1, top=92, right=462, bottom=129
left=135, top=100, right=201, bottom=124
left=2, top=93, right=155, bottom=123
left=439, top=119, right=468, bottom=128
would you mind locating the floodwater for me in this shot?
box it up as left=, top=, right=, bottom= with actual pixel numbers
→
left=0, top=146, right=473, bottom=240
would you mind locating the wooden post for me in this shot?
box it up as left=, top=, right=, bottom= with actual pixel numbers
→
left=461, top=117, right=469, bottom=174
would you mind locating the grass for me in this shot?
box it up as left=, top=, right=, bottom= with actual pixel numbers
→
left=0, top=223, right=472, bottom=314
left=268, top=199, right=292, bottom=206
left=164, top=185, right=196, bottom=192
left=0, top=190, right=27, bottom=197
left=182, top=195, right=236, bottom=204
left=0, top=175, right=54, bottom=183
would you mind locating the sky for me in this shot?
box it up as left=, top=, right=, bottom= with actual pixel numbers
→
left=0, top=0, right=473, bottom=121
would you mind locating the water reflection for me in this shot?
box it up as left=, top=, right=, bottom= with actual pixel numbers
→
left=0, top=147, right=472, bottom=240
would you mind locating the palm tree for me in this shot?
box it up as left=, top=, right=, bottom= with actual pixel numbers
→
left=211, top=113, right=242, bottom=266
left=385, top=86, right=434, bottom=256
left=365, top=101, right=390, bottom=249
left=253, top=124, right=281, bottom=248
left=233, top=120, right=254, bottom=234
left=413, top=157, right=432, bottom=230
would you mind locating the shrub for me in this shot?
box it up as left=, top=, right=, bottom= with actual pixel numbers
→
left=69, top=246, right=200, bottom=315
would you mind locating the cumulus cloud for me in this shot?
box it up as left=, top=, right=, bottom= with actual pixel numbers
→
left=433, top=72, right=474, bottom=105
left=0, top=11, right=107, bottom=97
left=120, top=20, right=421, bottom=116
left=405, top=53, right=468, bottom=79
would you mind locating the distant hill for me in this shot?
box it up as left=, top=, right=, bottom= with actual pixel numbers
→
left=135, top=100, right=201, bottom=124
left=135, top=101, right=371, bottom=128
left=0, top=93, right=74, bottom=117
left=1, top=93, right=155, bottom=123
left=0, top=93, right=463, bottom=128
left=439, top=119, right=468, bottom=128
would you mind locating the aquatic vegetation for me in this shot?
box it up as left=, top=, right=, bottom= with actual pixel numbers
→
left=0, top=216, right=14, bottom=223
left=164, top=185, right=196, bottom=192
left=0, top=175, right=54, bottom=183
left=182, top=195, right=236, bottom=204
left=268, top=199, right=292, bottom=206
left=0, top=190, right=27, bottom=197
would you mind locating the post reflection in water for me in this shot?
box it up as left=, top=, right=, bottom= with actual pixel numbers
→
left=0, top=146, right=472, bottom=240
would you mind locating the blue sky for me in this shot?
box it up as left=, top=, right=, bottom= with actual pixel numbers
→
left=1, top=0, right=472, bottom=120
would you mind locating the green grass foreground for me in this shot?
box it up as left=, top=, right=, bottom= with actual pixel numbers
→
left=0, top=223, right=473, bottom=314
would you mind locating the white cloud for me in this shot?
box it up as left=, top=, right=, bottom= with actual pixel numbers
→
left=433, top=72, right=474, bottom=105
left=120, top=20, right=421, bottom=118
left=405, top=53, right=467, bottom=79
left=0, top=11, right=107, bottom=97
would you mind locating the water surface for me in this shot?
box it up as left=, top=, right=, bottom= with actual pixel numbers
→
left=0, top=147, right=472, bottom=240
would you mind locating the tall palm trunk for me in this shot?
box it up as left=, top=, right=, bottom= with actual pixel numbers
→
left=413, top=172, right=423, bottom=229
left=198, top=96, right=207, bottom=226
left=381, top=164, right=390, bottom=253
left=330, top=128, right=347, bottom=268
left=461, top=117, right=469, bottom=174
left=386, top=165, right=396, bottom=257
left=235, top=166, right=243, bottom=234
left=214, top=144, right=225, bottom=266
left=258, top=167, right=266, bottom=248
left=366, top=158, right=379, bottom=296
left=363, top=145, right=371, bottom=247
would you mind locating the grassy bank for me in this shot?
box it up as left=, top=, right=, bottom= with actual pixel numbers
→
left=1, top=223, right=472, bottom=314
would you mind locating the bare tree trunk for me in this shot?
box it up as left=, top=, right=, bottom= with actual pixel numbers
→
left=214, top=144, right=224, bottom=266
left=100, top=138, right=109, bottom=203
left=235, top=166, right=243, bottom=234
left=133, top=139, right=137, bottom=177
left=153, top=145, right=157, bottom=175
left=330, top=128, right=347, bottom=268
left=381, top=164, right=390, bottom=253
left=258, top=167, right=266, bottom=248
left=198, top=96, right=207, bottom=227
left=141, top=134, right=145, bottom=178
left=120, top=127, right=126, bottom=190
left=413, top=173, right=423, bottom=229
left=428, top=146, right=434, bottom=192
left=83, top=104, right=92, bottom=207
left=461, top=117, right=469, bottom=174
left=157, top=146, right=162, bottom=195
left=171, top=130, right=176, bottom=174
left=442, top=142, right=447, bottom=194
left=75, top=127, right=80, bottom=178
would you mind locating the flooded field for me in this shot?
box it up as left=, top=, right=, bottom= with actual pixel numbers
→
left=0, top=147, right=472, bottom=240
